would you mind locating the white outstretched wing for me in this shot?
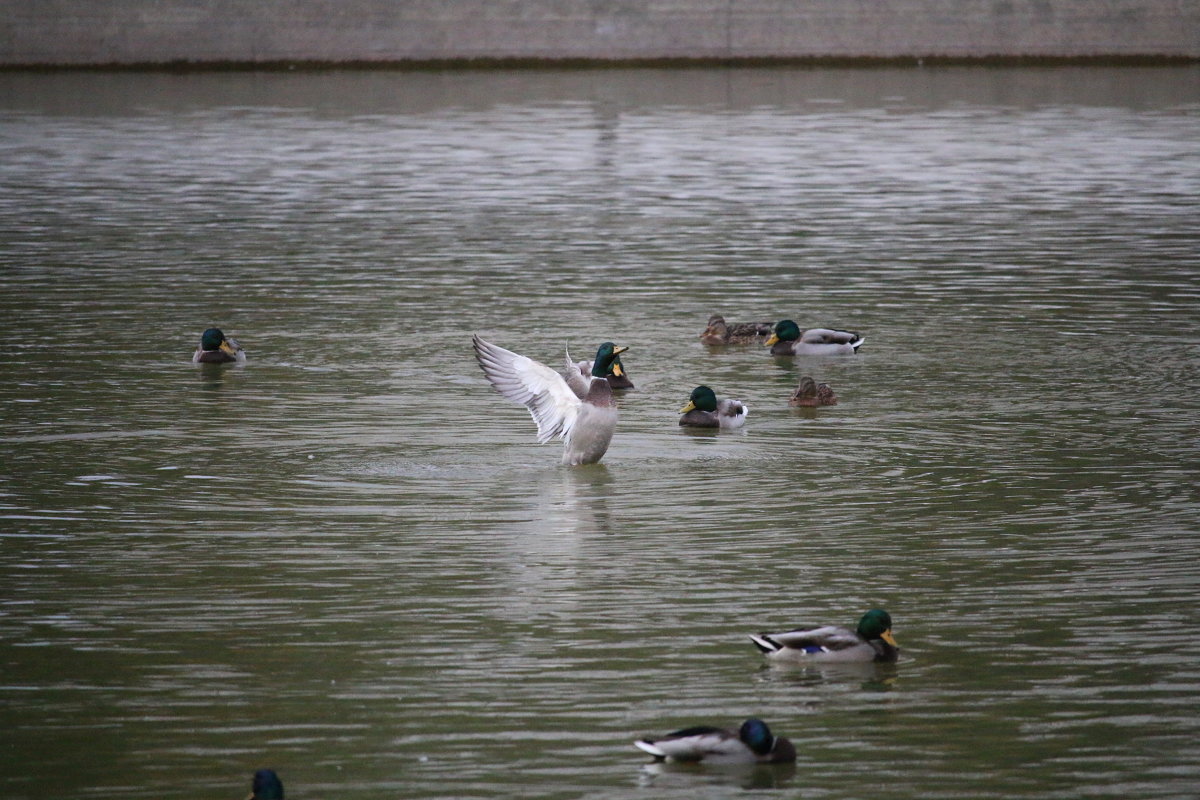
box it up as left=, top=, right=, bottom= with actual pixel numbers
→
left=473, top=335, right=581, bottom=443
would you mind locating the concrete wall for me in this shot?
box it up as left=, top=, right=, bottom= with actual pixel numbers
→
left=1, top=0, right=1197, bottom=66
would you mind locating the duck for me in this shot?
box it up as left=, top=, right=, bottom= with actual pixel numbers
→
left=700, top=315, right=774, bottom=345
left=192, top=327, right=246, bottom=364
left=749, top=608, right=899, bottom=664
left=472, top=335, right=627, bottom=465
left=576, top=352, right=634, bottom=390
left=679, top=385, right=748, bottom=429
left=789, top=376, right=838, bottom=407
left=247, top=769, right=283, bottom=800
left=635, top=718, right=796, bottom=764
left=765, top=320, right=863, bottom=356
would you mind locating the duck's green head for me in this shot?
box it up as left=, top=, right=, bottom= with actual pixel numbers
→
left=591, top=342, right=628, bottom=378
left=857, top=609, right=897, bottom=647
left=680, top=385, right=718, bottom=414
left=765, top=319, right=801, bottom=346
left=200, top=327, right=226, bottom=351
left=251, top=769, right=284, bottom=800
left=738, top=718, right=776, bottom=756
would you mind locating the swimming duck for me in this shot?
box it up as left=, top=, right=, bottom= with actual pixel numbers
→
left=749, top=609, right=899, bottom=664
left=679, top=386, right=748, bottom=429
left=789, top=376, right=838, bottom=407
left=765, top=320, right=863, bottom=356
left=576, top=352, right=634, bottom=390
left=472, top=335, right=627, bottom=465
left=635, top=718, right=796, bottom=764
left=700, top=315, right=774, bottom=345
left=247, top=769, right=283, bottom=800
left=192, top=327, right=245, bottom=364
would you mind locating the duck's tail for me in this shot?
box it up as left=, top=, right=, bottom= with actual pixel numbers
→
left=749, top=633, right=783, bottom=654
left=634, top=739, right=668, bottom=760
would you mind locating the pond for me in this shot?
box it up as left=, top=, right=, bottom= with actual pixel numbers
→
left=1, top=65, right=1198, bottom=799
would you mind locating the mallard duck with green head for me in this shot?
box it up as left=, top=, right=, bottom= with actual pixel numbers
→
left=750, top=609, right=899, bottom=663
left=700, top=315, right=774, bottom=345
left=246, top=769, right=283, bottom=800
left=789, top=376, right=838, bottom=407
left=473, top=335, right=628, bottom=465
left=192, top=327, right=245, bottom=364
left=678, top=386, right=748, bottom=429
left=576, top=352, right=634, bottom=390
left=765, top=320, right=863, bottom=356
left=635, top=718, right=796, bottom=764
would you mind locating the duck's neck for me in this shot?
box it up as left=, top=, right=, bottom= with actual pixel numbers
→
left=585, top=376, right=616, bottom=407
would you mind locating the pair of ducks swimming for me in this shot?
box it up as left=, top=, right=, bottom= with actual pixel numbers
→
left=239, top=612, right=897, bottom=776
left=473, top=317, right=860, bottom=466
left=636, top=608, right=897, bottom=764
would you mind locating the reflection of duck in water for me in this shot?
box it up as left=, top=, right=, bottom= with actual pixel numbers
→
left=789, top=376, right=838, bottom=407
left=576, top=352, right=634, bottom=390
left=248, top=769, right=283, bottom=799
left=192, top=327, right=245, bottom=364
left=635, top=718, right=796, bottom=764
left=700, top=315, right=773, bottom=345
left=750, top=609, right=899, bottom=663
left=765, top=320, right=863, bottom=356
left=678, top=386, right=748, bottom=429
left=472, top=335, right=628, bottom=465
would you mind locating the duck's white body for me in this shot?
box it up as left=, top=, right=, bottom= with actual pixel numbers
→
left=635, top=730, right=760, bottom=764
left=473, top=335, right=619, bottom=466
left=750, top=626, right=881, bottom=663
left=773, top=329, right=863, bottom=356
left=561, top=401, right=618, bottom=465
left=635, top=719, right=796, bottom=764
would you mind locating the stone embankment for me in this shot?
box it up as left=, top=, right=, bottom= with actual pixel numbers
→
left=2, top=0, right=1197, bottom=67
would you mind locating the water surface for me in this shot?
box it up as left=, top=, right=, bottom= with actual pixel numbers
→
left=1, top=66, right=1199, bottom=799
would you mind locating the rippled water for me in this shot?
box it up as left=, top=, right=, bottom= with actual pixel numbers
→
left=1, top=66, right=1199, bottom=799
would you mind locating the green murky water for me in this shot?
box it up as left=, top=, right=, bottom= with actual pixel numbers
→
left=1, top=66, right=1198, bottom=799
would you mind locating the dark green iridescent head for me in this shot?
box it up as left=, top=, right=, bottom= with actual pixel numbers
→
left=772, top=319, right=802, bottom=342
left=738, top=718, right=775, bottom=756
left=856, top=609, right=893, bottom=640
left=200, top=327, right=226, bottom=351
left=685, top=385, right=718, bottom=413
left=591, top=342, right=628, bottom=377
left=251, top=769, right=284, bottom=800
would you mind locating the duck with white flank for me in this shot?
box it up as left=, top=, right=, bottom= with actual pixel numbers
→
left=678, top=385, right=748, bottom=429
left=765, top=320, right=863, bottom=356
left=635, top=718, right=796, bottom=764
left=750, top=609, right=899, bottom=663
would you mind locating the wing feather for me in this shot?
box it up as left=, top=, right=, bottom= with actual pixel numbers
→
left=800, top=328, right=862, bottom=346
left=473, top=335, right=581, bottom=443
left=759, top=625, right=862, bottom=651
left=562, top=346, right=590, bottom=401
